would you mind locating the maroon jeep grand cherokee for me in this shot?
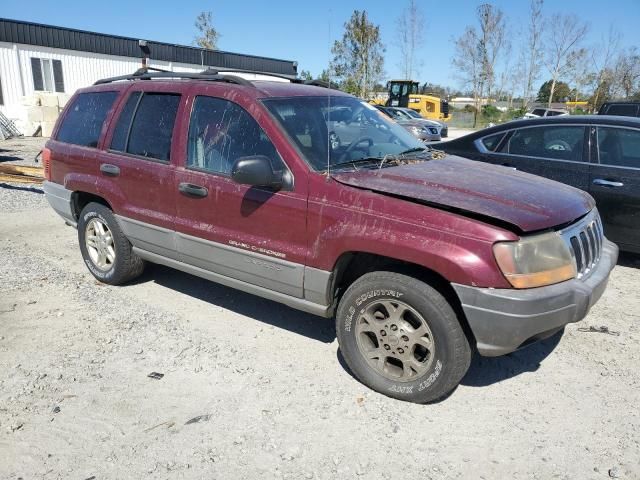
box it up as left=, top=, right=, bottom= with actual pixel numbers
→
left=43, top=71, right=617, bottom=403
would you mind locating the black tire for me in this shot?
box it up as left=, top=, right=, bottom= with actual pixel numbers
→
left=77, top=202, right=145, bottom=285
left=336, top=271, right=471, bottom=403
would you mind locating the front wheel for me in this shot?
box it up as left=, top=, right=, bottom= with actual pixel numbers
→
left=336, top=272, right=471, bottom=403
left=77, top=202, right=145, bottom=285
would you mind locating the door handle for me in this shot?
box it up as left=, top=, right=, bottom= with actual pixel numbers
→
left=100, top=164, right=120, bottom=176
left=179, top=182, right=208, bottom=198
left=593, top=178, right=624, bottom=187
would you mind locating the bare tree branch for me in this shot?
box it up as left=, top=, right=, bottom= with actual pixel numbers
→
left=194, top=11, right=220, bottom=50
left=395, top=0, right=425, bottom=80
left=544, top=14, right=589, bottom=107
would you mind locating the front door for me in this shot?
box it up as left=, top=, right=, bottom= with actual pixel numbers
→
left=589, top=126, right=640, bottom=252
left=173, top=94, right=308, bottom=297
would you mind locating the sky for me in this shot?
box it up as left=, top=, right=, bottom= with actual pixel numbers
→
left=2, top=0, right=640, bottom=88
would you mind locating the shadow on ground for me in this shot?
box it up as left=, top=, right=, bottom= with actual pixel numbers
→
left=0, top=155, right=22, bottom=162
left=0, top=183, right=44, bottom=193
left=335, top=329, right=563, bottom=399
left=618, top=252, right=640, bottom=269
left=136, top=263, right=336, bottom=344
left=461, top=329, right=563, bottom=387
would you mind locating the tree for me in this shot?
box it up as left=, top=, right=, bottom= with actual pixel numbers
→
left=590, top=26, right=622, bottom=110
left=331, top=10, right=385, bottom=98
left=395, top=0, right=425, bottom=80
left=452, top=3, right=507, bottom=126
left=614, top=47, right=640, bottom=99
left=452, top=27, right=483, bottom=126
left=536, top=79, right=571, bottom=103
left=194, top=11, right=220, bottom=50
left=543, top=14, right=589, bottom=108
left=477, top=3, right=507, bottom=99
left=298, top=70, right=313, bottom=81
left=522, top=0, right=545, bottom=108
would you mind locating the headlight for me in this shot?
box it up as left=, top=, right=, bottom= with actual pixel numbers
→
left=410, top=126, right=422, bottom=136
left=493, top=231, right=576, bottom=288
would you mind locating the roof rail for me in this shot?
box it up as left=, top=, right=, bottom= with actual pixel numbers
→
left=94, top=67, right=335, bottom=90
left=94, top=69, right=254, bottom=86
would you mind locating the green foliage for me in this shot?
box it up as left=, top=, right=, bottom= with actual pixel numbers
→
left=537, top=80, right=571, bottom=103
left=194, top=11, right=220, bottom=50
left=331, top=10, right=385, bottom=98
left=298, top=70, right=313, bottom=81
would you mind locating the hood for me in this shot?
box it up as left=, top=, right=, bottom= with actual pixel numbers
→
left=331, top=155, right=594, bottom=233
left=396, top=119, right=429, bottom=128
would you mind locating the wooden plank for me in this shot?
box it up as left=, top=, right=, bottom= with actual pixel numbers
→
left=0, top=164, right=44, bottom=177
left=0, top=173, right=44, bottom=184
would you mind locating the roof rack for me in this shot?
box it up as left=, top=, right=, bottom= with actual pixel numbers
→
left=94, top=66, right=335, bottom=89
left=94, top=67, right=254, bottom=86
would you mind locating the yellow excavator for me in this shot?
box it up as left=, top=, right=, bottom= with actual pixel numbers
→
left=371, top=80, right=451, bottom=122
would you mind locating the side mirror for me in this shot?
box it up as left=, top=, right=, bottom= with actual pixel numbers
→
left=231, top=155, right=282, bottom=189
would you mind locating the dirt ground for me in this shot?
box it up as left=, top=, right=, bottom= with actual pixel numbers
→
left=1, top=137, right=639, bottom=480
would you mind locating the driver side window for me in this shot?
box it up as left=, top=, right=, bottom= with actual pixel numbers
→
left=187, top=96, right=284, bottom=175
left=500, top=126, right=585, bottom=161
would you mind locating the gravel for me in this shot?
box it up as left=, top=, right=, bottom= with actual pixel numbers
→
left=1, top=137, right=639, bottom=479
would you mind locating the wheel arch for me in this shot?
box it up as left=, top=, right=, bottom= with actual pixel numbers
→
left=71, top=191, right=113, bottom=221
left=330, top=251, right=476, bottom=348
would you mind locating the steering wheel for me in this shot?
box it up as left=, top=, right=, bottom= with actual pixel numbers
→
left=338, top=137, right=374, bottom=163
left=545, top=140, right=572, bottom=151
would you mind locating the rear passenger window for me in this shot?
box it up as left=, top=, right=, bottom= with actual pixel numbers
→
left=480, top=132, right=504, bottom=151
left=500, top=126, right=585, bottom=161
left=110, top=92, right=141, bottom=152
left=597, top=127, right=640, bottom=168
left=56, top=92, right=118, bottom=147
left=110, top=92, right=180, bottom=162
left=187, top=96, right=283, bottom=175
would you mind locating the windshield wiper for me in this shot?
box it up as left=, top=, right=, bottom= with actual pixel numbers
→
left=398, top=146, right=428, bottom=155
left=329, top=157, right=382, bottom=171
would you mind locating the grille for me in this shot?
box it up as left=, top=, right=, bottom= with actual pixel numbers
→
left=428, top=127, right=438, bottom=134
left=560, top=210, right=604, bottom=278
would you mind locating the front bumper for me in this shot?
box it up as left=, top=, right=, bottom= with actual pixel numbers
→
left=452, top=240, right=618, bottom=356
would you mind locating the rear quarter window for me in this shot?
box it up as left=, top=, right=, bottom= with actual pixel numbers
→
left=480, top=132, right=505, bottom=151
left=56, top=91, right=118, bottom=147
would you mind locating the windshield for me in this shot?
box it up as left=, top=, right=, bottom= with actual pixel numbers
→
left=263, top=96, right=423, bottom=171
left=403, top=109, right=422, bottom=119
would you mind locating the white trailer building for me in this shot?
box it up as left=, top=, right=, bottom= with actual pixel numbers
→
left=0, top=18, right=297, bottom=136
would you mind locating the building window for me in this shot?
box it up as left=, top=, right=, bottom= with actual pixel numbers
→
left=31, top=57, right=65, bottom=93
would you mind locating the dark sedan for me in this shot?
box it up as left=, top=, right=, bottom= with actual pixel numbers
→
left=436, top=115, right=640, bottom=253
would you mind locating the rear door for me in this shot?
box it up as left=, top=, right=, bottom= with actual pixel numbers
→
left=173, top=92, right=309, bottom=297
left=479, top=124, right=590, bottom=190
left=589, top=126, right=640, bottom=252
left=98, top=86, right=184, bottom=258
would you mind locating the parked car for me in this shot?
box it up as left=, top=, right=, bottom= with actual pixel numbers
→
left=43, top=71, right=617, bottom=403
left=598, top=101, right=640, bottom=118
left=523, top=108, right=568, bottom=119
left=394, top=107, right=449, bottom=137
left=374, top=105, right=442, bottom=141
left=436, top=115, right=640, bottom=253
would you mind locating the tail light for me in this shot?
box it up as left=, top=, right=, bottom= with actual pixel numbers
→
left=42, top=147, right=52, bottom=180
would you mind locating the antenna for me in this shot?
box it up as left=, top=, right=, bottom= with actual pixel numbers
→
left=326, top=9, right=332, bottom=178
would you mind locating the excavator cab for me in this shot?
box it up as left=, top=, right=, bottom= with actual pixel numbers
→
left=386, top=80, right=420, bottom=108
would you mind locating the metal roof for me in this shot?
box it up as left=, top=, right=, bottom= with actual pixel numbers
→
left=0, top=18, right=298, bottom=77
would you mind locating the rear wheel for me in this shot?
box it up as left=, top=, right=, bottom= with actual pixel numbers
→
left=336, top=271, right=471, bottom=403
left=77, top=202, right=144, bottom=285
